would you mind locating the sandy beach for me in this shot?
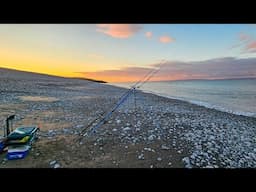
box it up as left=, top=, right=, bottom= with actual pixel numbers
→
left=1, top=67, right=256, bottom=168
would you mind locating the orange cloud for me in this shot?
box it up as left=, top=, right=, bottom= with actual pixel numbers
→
left=159, top=35, right=174, bottom=43
left=96, top=24, right=142, bottom=38
left=145, top=31, right=153, bottom=38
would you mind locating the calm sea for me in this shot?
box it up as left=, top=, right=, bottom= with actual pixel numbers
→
left=110, top=79, right=256, bottom=117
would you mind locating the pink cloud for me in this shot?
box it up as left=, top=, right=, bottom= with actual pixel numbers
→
left=159, top=35, right=174, bottom=43
left=233, top=32, right=256, bottom=54
left=145, top=31, right=153, bottom=38
left=76, top=57, right=256, bottom=82
left=96, top=24, right=142, bottom=38
left=245, top=41, right=256, bottom=52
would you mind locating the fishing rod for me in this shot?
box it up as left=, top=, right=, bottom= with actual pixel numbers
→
left=132, top=59, right=165, bottom=89
left=78, top=89, right=134, bottom=134
left=136, top=60, right=166, bottom=89
left=75, top=85, right=137, bottom=142
left=76, top=59, right=166, bottom=140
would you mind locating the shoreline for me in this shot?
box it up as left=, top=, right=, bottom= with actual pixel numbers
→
left=109, top=83, right=256, bottom=119
left=141, top=90, right=256, bottom=118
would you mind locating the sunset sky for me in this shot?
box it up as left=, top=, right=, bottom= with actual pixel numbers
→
left=0, top=24, right=256, bottom=82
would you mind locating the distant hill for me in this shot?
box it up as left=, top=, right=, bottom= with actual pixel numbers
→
left=0, top=67, right=107, bottom=83
left=68, top=77, right=106, bottom=83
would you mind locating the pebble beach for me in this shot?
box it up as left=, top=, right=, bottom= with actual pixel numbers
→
left=1, top=67, right=256, bottom=168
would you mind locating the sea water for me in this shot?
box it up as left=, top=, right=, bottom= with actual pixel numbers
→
left=111, top=79, right=256, bottom=117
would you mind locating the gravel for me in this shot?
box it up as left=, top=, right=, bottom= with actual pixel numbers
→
left=1, top=67, right=256, bottom=168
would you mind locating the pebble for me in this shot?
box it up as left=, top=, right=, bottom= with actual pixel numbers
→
left=182, top=157, right=191, bottom=168
left=144, top=148, right=155, bottom=152
left=54, top=163, right=61, bottom=168
left=76, top=124, right=83, bottom=128
left=116, top=120, right=121, bottom=124
left=148, top=135, right=155, bottom=141
left=157, top=157, right=162, bottom=161
left=161, top=145, right=170, bottom=150
left=123, top=127, right=131, bottom=131
left=138, top=154, right=144, bottom=160
left=205, top=165, right=214, bottom=168
left=50, top=160, right=56, bottom=165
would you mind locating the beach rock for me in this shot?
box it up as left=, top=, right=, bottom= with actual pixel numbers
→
left=138, top=154, right=144, bottom=160
left=76, top=124, right=83, bottom=129
left=50, top=160, right=56, bottom=166
left=123, top=127, right=131, bottom=131
left=205, top=165, right=214, bottom=168
left=54, top=163, right=61, bottom=168
left=116, top=120, right=121, bottom=124
left=161, top=145, right=170, bottom=150
left=144, top=147, right=155, bottom=152
left=182, top=157, right=192, bottom=168
left=148, top=135, right=156, bottom=141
